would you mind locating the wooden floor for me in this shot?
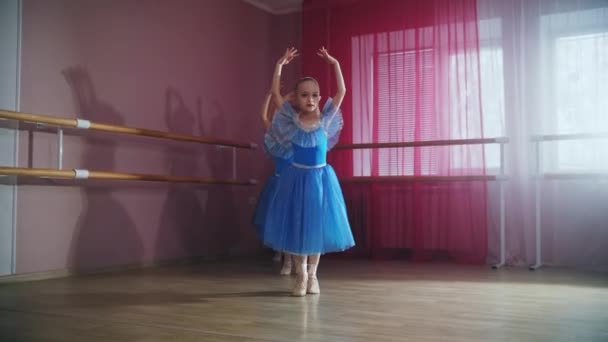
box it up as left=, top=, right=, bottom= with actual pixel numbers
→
left=1, top=259, right=607, bottom=342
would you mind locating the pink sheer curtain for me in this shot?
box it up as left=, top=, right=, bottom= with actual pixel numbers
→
left=303, top=0, right=488, bottom=263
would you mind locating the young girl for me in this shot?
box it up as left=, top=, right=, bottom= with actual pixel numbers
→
left=263, top=47, right=355, bottom=296
left=253, top=90, right=295, bottom=276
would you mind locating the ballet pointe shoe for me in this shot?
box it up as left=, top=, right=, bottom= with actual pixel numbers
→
left=307, top=275, right=320, bottom=294
left=307, top=263, right=320, bottom=294
left=292, top=264, right=308, bottom=297
left=280, top=257, right=293, bottom=276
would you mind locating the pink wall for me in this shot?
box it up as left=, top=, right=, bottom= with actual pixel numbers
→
left=271, top=12, right=303, bottom=91
left=16, top=0, right=302, bottom=274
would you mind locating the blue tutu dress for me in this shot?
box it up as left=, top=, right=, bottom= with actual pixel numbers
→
left=252, top=155, right=292, bottom=239
left=262, top=98, right=355, bottom=255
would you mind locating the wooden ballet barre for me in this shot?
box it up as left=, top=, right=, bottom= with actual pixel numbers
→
left=0, top=167, right=257, bottom=185
left=334, top=137, right=508, bottom=150
left=540, top=173, right=608, bottom=180
left=0, top=109, right=257, bottom=149
left=532, top=132, right=608, bottom=142
left=340, top=175, right=504, bottom=183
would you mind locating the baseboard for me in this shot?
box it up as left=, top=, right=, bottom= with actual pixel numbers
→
left=0, top=256, right=218, bottom=284
left=0, top=268, right=73, bottom=283
left=0, top=249, right=274, bottom=284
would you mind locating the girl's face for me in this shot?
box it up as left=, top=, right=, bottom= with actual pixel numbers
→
left=295, top=80, right=321, bottom=114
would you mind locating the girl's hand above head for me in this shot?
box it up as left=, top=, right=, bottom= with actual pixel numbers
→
left=317, top=47, right=338, bottom=65
left=278, top=47, right=299, bottom=66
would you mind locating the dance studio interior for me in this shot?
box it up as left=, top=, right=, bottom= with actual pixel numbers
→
left=0, top=0, right=607, bottom=341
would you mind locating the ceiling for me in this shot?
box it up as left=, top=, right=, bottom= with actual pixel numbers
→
left=242, top=0, right=303, bottom=15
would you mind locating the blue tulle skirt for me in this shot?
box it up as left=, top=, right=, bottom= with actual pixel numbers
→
left=252, top=174, right=280, bottom=239
left=262, top=164, right=355, bottom=255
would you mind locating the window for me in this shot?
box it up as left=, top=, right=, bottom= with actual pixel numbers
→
left=541, top=8, right=608, bottom=172
left=376, top=48, right=434, bottom=176
left=351, top=23, right=505, bottom=176
left=551, top=32, right=608, bottom=171
left=449, top=45, right=505, bottom=172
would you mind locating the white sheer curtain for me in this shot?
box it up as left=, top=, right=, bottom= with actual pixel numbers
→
left=478, top=0, right=608, bottom=270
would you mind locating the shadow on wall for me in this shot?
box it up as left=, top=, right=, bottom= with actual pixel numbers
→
left=156, top=89, right=241, bottom=260
left=155, top=87, right=207, bottom=260
left=63, top=66, right=143, bottom=271
left=200, top=100, right=241, bottom=258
